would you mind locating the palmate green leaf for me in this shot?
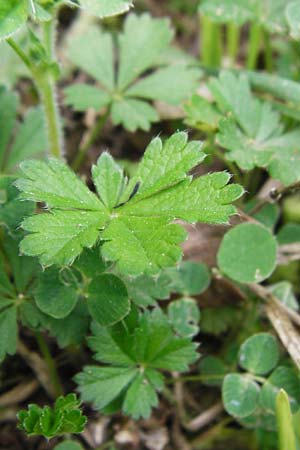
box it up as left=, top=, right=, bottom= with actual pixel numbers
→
left=0, top=87, right=46, bottom=172
left=209, top=72, right=300, bottom=185
left=16, top=132, right=243, bottom=275
left=76, top=308, right=198, bottom=419
left=65, top=15, right=200, bottom=132
left=217, top=223, right=277, bottom=283
left=18, top=393, right=87, bottom=439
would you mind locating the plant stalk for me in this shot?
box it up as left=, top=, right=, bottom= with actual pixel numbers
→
left=72, top=109, right=110, bottom=171
left=35, top=331, right=64, bottom=398
left=199, top=14, right=222, bottom=68
left=226, top=23, right=240, bottom=65
left=246, top=23, right=262, bottom=70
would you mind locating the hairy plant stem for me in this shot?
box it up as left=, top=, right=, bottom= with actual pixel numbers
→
left=35, top=331, right=64, bottom=397
left=6, top=19, right=64, bottom=159
left=166, top=374, right=225, bottom=384
left=210, top=146, right=243, bottom=185
left=226, top=23, right=240, bottom=65
left=72, top=109, right=110, bottom=171
left=248, top=180, right=300, bottom=215
left=246, top=23, right=262, bottom=70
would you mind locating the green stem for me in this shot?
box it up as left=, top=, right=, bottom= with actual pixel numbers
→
left=246, top=23, right=262, bottom=70
left=6, top=38, right=31, bottom=69
left=34, top=71, right=63, bottom=159
left=72, top=109, right=110, bottom=171
left=199, top=14, right=222, bottom=68
left=166, top=374, right=225, bottom=384
left=226, top=23, right=240, bottom=65
left=35, top=331, right=64, bottom=397
left=263, top=30, right=273, bottom=72
left=7, top=20, right=64, bottom=159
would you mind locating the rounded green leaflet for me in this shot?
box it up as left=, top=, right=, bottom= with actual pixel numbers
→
left=0, top=1, right=28, bottom=40
left=35, top=267, right=79, bottom=319
left=238, top=333, right=279, bottom=375
left=217, top=223, right=277, bottom=283
left=167, top=261, right=211, bottom=295
left=167, top=297, right=200, bottom=337
left=222, top=373, right=260, bottom=418
left=260, top=366, right=300, bottom=414
left=87, top=274, right=130, bottom=326
left=54, top=441, right=83, bottom=450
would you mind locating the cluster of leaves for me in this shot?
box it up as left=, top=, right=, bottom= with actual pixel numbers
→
left=185, top=71, right=300, bottom=186
left=222, top=333, right=300, bottom=430
left=18, top=394, right=87, bottom=439
left=76, top=307, right=199, bottom=419
left=65, top=14, right=200, bottom=131
left=0, top=0, right=135, bottom=40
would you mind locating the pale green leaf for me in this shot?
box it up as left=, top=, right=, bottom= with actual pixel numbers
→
left=111, top=98, right=158, bottom=132
left=223, top=373, right=260, bottom=418
left=126, top=64, right=200, bottom=105
left=55, top=441, right=83, bottom=450
left=68, top=27, right=114, bottom=91
left=117, top=13, right=173, bottom=90
left=269, top=282, right=299, bottom=311
left=286, top=1, right=300, bottom=39
left=79, top=0, right=133, bottom=18
left=199, top=0, right=254, bottom=25
left=64, top=84, right=111, bottom=111
left=217, top=223, right=277, bottom=283
left=238, top=333, right=279, bottom=375
left=166, top=261, right=211, bottom=296
left=7, top=106, right=46, bottom=169
left=167, top=297, right=200, bottom=337
left=184, top=94, right=221, bottom=130
left=0, top=88, right=18, bottom=169
left=0, top=0, right=28, bottom=40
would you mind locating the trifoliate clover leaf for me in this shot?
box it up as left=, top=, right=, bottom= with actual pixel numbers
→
left=167, top=297, right=200, bottom=337
left=125, top=272, right=173, bottom=307
left=75, top=308, right=198, bottom=419
left=222, top=373, right=260, bottom=418
left=0, top=87, right=46, bottom=172
left=65, top=14, right=200, bottom=131
left=18, top=393, right=87, bottom=439
left=16, top=132, right=243, bottom=275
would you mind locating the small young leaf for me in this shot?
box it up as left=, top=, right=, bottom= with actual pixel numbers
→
left=238, top=333, right=279, bottom=375
left=87, top=274, right=130, bottom=326
left=217, top=223, right=277, bottom=283
left=18, top=393, right=87, bottom=439
left=222, top=373, right=260, bottom=418
left=167, top=297, right=200, bottom=337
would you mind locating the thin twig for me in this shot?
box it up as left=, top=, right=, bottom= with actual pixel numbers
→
left=0, top=379, right=38, bottom=407
left=184, top=402, right=223, bottom=432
